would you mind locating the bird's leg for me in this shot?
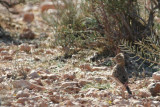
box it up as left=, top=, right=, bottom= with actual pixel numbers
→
left=114, top=78, right=132, bottom=95
left=125, top=83, right=132, bottom=95
left=109, top=76, right=126, bottom=97
left=113, top=77, right=126, bottom=98
left=121, top=85, right=126, bottom=98
left=107, top=75, right=132, bottom=98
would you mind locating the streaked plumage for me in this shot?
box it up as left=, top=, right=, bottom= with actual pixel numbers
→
left=112, top=53, right=132, bottom=95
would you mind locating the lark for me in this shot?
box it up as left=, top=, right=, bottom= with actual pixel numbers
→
left=112, top=53, right=132, bottom=95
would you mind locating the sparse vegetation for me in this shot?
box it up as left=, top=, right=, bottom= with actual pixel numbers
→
left=82, top=83, right=111, bottom=90
left=120, top=36, right=160, bottom=69
left=42, top=0, right=160, bottom=60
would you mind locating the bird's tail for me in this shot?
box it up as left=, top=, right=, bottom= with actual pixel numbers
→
left=126, top=86, right=132, bottom=95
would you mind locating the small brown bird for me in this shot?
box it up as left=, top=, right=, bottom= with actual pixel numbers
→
left=112, top=53, right=132, bottom=95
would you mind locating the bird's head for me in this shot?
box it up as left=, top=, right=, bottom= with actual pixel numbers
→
left=112, top=53, right=125, bottom=65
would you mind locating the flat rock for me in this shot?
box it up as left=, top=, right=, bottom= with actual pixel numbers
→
left=39, top=100, right=48, bottom=107
left=113, top=99, right=130, bottom=105
left=63, top=72, right=76, bottom=80
left=17, top=97, right=29, bottom=105
left=28, top=70, right=40, bottom=79
left=20, top=29, right=36, bottom=39
left=49, top=95, right=61, bottom=103
left=41, top=74, right=59, bottom=81
left=19, top=44, right=31, bottom=52
left=151, top=101, right=160, bottom=106
left=152, top=71, right=160, bottom=81
left=30, top=78, right=43, bottom=86
left=148, top=82, right=160, bottom=96
left=0, top=76, right=5, bottom=83
left=79, top=64, right=93, bottom=71
left=63, top=86, right=80, bottom=94
left=12, top=80, right=45, bottom=91
left=131, top=99, right=143, bottom=106
left=138, top=88, right=151, bottom=98
left=16, top=90, right=30, bottom=98
left=61, top=82, right=79, bottom=88
left=79, top=79, right=91, bottom=87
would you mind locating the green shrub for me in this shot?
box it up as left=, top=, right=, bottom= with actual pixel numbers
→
left=42, top=0, right=159, bottom=60
left=119, top=0, right=160, bottom=69
left=120, top=36, right=160, bottom=69
left=42, top=0, right=101, bottom=56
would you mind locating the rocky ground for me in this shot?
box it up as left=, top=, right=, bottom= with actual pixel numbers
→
left=0, top=1, right=160, bottom=107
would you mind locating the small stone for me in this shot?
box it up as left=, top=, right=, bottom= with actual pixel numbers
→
left=23, top=12, right=34, bottom=23
left=16, top=90, right=30, bottom=98
left=86, top=88, right=98, bottom=97
left=132, top=99, right=143, bottom=106
left=7, top=73, right=13, bottom=78
left=92, top=67, right=108, bottom=71
left=23, top=4, right=33, bottom=12
left=36, top=78, right=43, bottom=86
left=45, top=50, right=54, bottom=55
left=152, top=101, right=160, bottom=106
left=40, top=1, right=55, bottom=12
left=28, top=70, right=40, bottom=79
left=79, top=64, right=93, bottom=71
left=64, top=100, right=74, bottom=106
left=0, top=76, right=5, bottom=83
left=79, top=79, right=91, bottom=87
left=0, top=51, right=9, bottom=56
left=100, top=103, right=109, bottom=107
left=24, top=67, right=31, bottom=72
left=64, top=86, right=80, bottom=93
left=50, top=95, right=61, bottom=103
left=61, top=82, right=79, bottom=88
left=0, top=82, right=11, bottom=90
left=138, top=88, right=151, bottom=98
left=20, top=29, right=36, bottom=39
left=76, top=98, right=88, bottom=104
left=30, top=78, right=43, bottom=86
left=39, top=100, right=48, bottom=107
left=63, top=73, right=76, bottom=80
left=113, top=99, right=121, bottom=104
left=12, top=80, right=45, bottom=91
left=80, top=64, right=93, bottom=71
left=0, top=47, right=6, bottom=52
left=94, top=77, right=104, bottom=84
left=2, top=56, right=13, bottom=60
left=19, top=44, right=31, bottom=52
left=17, top=97, right=29, bottom=105
left=41, top=74, right=59, bottom=81
left=37, top=69, right=50, bottom=74
left=34, top=56, right=41, bottom=61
